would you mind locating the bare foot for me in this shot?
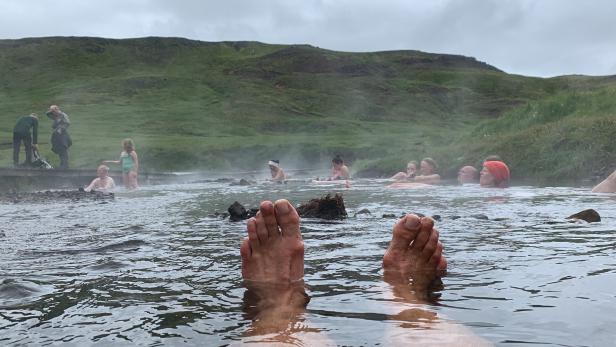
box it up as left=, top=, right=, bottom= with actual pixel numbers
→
left=382, top=214, right=447, bottom=298
left=241, top=199, right=304, bottom=283
left=240, top=199, right=309, bottom=335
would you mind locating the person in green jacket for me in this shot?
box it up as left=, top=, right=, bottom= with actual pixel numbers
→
left=12, top=113, right=39, bottom=167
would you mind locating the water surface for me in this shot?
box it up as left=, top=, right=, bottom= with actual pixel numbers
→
left=1, top=180, right=615, bottom=346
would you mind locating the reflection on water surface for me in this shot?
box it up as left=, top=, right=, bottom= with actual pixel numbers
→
left=1, top=181, right=615, bottom=345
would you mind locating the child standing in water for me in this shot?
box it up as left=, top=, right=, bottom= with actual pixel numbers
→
left=103, top=139, right=139, bottom=189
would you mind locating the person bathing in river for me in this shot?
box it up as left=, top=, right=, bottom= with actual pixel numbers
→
left=102, top=138, right=139, bottom=189
left=12, top=113, right=39, bottom=167
left=390, top=160, right=418, bottom=181
left=268, top=160, right=286, bottom=183
left=329, top=155, right=350, bottom=180
left=458, top=165, right=479, bottom=184
left=410, top=157, right=441, bottom=184
left=46, top=105, right=72, bottom=170
left=480, top=160, right=510, bottom=188
left=84, top=165, right=115, bottom=193
left=239, top=199, right=488, bottom=345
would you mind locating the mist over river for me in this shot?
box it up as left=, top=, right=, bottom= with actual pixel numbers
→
left=1, top=180, right=615, bottom=345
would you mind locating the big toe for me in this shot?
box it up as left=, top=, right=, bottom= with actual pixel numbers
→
left=389, top=214, right=422, bottom=252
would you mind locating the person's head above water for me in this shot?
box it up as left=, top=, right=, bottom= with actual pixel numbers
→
left=48, top=105, right=61, bottom=115
left=458, top=166, right=479, bottom=184
left=419, top=158, right=438, bottom=175
left=332, top=155, right=344, bottom=169
left=96, top=165, right=110, bottom=178
left=406, top=161, right=418, bottom=175
left=268, top=160, right=280, bottom=170
left=122, top=138, right=135, bottom=152
left=480, top=161, right=510, bottom=188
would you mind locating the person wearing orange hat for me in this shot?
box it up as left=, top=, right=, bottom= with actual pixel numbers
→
left=480, top=161, right=510, bottom=188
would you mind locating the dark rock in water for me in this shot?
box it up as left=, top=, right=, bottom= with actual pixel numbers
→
left=355, top=208, right=371, bottom=216
left=228, top=201, right=247, bottom=222
left=567, top=209, right=601, bottom=223
left=247, top=208, right=259, bottom=219
left=492, top=217, right=509, bottom=222
left=238, top=178, right=251, bottom=186
left=0, top=190, right=114, bottom=204
left=229, top=178, right=252, bottom=186
left=297, top=193, right=347, bottom=220
left=450, top=215, right=461, bottom=220
left=382, top=213, right=397, bottom=218
left=431, top=215, right=441, bottom=221
left=471, top=214, right=489, bottom=220
left=227, top=202, right=258, bottom=222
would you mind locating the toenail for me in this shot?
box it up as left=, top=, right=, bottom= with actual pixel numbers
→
left=276, top=201, right=290, bottom=213
left=404, top=216, right=421, bottom=229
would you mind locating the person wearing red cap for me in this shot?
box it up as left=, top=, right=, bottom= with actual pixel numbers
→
left=480, top=161, right=510, bottom=188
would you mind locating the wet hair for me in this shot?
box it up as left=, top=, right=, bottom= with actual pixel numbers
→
left=332, top=155, right=344, bottom=165
left=484, top=154, right=503, bottom=162
left=97, top=164, right=110, bottom=172
left=421, top=157, right=438, bottom=172
left=122, top=138, right=135, bottom=152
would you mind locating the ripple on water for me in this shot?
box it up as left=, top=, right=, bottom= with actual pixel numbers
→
left=0, top=182, right=616, bottom=345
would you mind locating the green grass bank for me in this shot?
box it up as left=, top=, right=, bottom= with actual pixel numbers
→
left=1, top=37, right=615, bottom=183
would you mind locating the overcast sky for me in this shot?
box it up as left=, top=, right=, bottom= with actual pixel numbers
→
left=2, top=0, right=615, bottom=77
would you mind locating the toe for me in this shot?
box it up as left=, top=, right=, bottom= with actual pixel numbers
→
left=389, top=214, right=422, bottom=252
left=254, top=210, right=269, bottom=244
left=247, top=218, right=260, bottom=250
left=274, top=199, right=301, bottom=239
left=240, top=236, right=252, bottom=260
left=260, top=200, right=280, bottom=239
left=421, top=228, right=439, bottom=260
left=410, top=217, right=434, bottom=252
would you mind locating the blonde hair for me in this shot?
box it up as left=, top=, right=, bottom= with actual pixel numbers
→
left=421, top=157, right=439, bottom=172
left=122, top=138, right=135, bottom=152
left=97, top=164, right=109, bottom=172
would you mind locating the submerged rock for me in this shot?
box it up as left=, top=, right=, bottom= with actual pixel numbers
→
left=297, top=193, right=347, bottom=220
left=567, top=209, right=601, bottom=223
left=354, top=208, right=372, bottom=216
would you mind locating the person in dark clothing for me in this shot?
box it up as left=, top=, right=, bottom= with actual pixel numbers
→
left=46, top=105, right=72, bottom=169
left=12, top=113, right=39, bottom=167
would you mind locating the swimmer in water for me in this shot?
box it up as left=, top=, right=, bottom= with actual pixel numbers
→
left=268, top=160, right=286, bottom=183
left=84, top=165, right=115, bottom=193
left=239, top=199, right=488, bottom=345
left=410, top=157, right=441, bottom=185
left=457, top=165, right=479, bottom=184
left=390, top=161, right=418, bottom=181
left=480, top=161, right=510, bottom=188
left=329, top=155, right=350, bottom=180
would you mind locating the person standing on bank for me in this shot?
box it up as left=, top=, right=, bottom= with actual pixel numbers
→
left=46, top=105, right=72, bottom=169
left=12, top=113, right=39, bottom=167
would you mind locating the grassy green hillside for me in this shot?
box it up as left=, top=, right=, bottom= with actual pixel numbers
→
left=1, top=37, right=614, bottom=182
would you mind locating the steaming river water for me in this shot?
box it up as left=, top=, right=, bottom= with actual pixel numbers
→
left=1, top=180, right=615, bottom=346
